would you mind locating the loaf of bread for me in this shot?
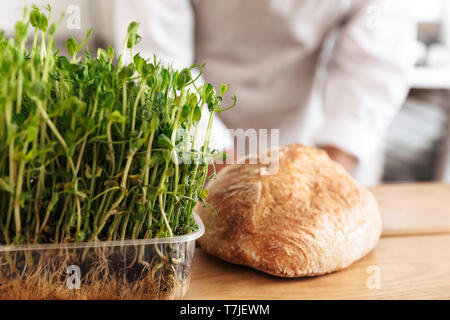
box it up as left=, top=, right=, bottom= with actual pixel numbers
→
left=197, top=144, right=381, bottom=277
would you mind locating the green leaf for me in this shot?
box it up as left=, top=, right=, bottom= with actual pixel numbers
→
left=158, top=134, right=174, bottom=150
left=12, top=114, right=25, bottom=127
left=85, top=118, right=96, bottom=130
left=187, top=93, right=198, bottom=108
left=76, top=191, right=88, bottom=199
left=177, top=69, right=191, bottom=90
left=95, top=167, right=103, bottom=178
left=150, top=116, right=159, bottom=132
left=180, top=105, right=190, bottom=121
left=133, top=53, right=145, bottom=72
left=119, top=66, right=134, bottom=81
left=0, top=177, right=14, bottom=194
left=166, top=166, right=174, bottom=177
left=12, top=234, right=25, bottom=244
left=203, top=83, right=217, bottom=111
left=45, top=4, right=52, bottom=17
left=66, top=38, right=79, bottom=57
left=30, top=9, right=41, bottom=28
left=127, top=21, right=140, bottom=36
left=14, top=21, right=29, bottom=42
left=107, top=46, right=114, bottom=61
left=127, top=33, right=141, bottom=49
left=48, top=23, right=57, bottom=36
left=84, top=165, right=93, bottom=179
left=97, top=48, right=108, bottom=61
left=48, top=192, right=59, bottom=212
left=108, top=110, right=125, bottom=124
left=126, top=22, right=141, bottom=49
left=220, top=84, right=229, bottom=96
left=80, top=28, right=93, bottom=49
left=0, top=40, right=6, bottom=51
left=192, top=106, right=202, bottom=122
left=201, top=188, right=209, bottom=199
left=75, top=230, right=86, bottom=242
left=101, top=92, right=116, bottom=110
left=131, top=136, right=148, bottom=152
left=141, top=63, right=153, bottom=77
left=24, top=149, right=39, bottom=161
left=56, top=56, right=70, bottom=70
left=69, top=96, right=86, bottom=115
left=148, top=152, right=162, bottom=168
left=131, top=205, right=144, bottom=222
left=25, top=126, right=38, bottom=143
left=39, top=13, right=48, bottom=32
left=28, top=82, right=47, bottom=101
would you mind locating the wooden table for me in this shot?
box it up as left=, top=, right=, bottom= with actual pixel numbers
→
left=374, top=183, right=450, bottom=237
left=185, top=183, right=450, bottom=299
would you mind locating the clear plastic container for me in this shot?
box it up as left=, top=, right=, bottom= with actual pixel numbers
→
left=0, top=213, right=204, bottom=300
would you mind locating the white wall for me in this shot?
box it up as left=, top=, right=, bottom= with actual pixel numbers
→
left=0, top=0, right=94, bottom=41
left=408, top=0, right=444, bottom=22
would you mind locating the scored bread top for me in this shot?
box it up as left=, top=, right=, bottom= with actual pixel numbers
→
left=197, top=144, right=381, bottom=277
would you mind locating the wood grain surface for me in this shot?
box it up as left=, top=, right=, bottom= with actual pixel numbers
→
left=186, top=234, right=450, bottom=300
left=372, top=183, right=450, bottom=236
left=185, top=183, right=450, bottom=300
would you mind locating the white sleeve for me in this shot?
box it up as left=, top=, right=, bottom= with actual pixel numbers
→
left=314, top=0, right=416, bottom=162
left=106, top=0, right=233, bottom=152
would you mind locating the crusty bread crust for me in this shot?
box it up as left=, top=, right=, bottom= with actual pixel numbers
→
left=197, top=144, right=382, bottom=277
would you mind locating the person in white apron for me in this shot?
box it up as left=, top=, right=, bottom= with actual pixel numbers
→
left=96, top=0, right=416, bottom=185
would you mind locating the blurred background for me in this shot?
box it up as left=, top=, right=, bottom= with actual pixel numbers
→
left=2, top=0, right=450, bottom=184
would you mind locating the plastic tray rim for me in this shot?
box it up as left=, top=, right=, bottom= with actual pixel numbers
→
left=0, top=212, right=205, bottom=252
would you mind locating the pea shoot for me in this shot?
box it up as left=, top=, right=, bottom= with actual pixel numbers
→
left=0, top=5, right=236, bottom=246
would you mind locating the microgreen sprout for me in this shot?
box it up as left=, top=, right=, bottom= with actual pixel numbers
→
left=0, top=5, right=236, bottom=245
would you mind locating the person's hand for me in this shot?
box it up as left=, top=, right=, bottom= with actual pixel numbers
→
left=320, top=145, right=358, bottom=173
